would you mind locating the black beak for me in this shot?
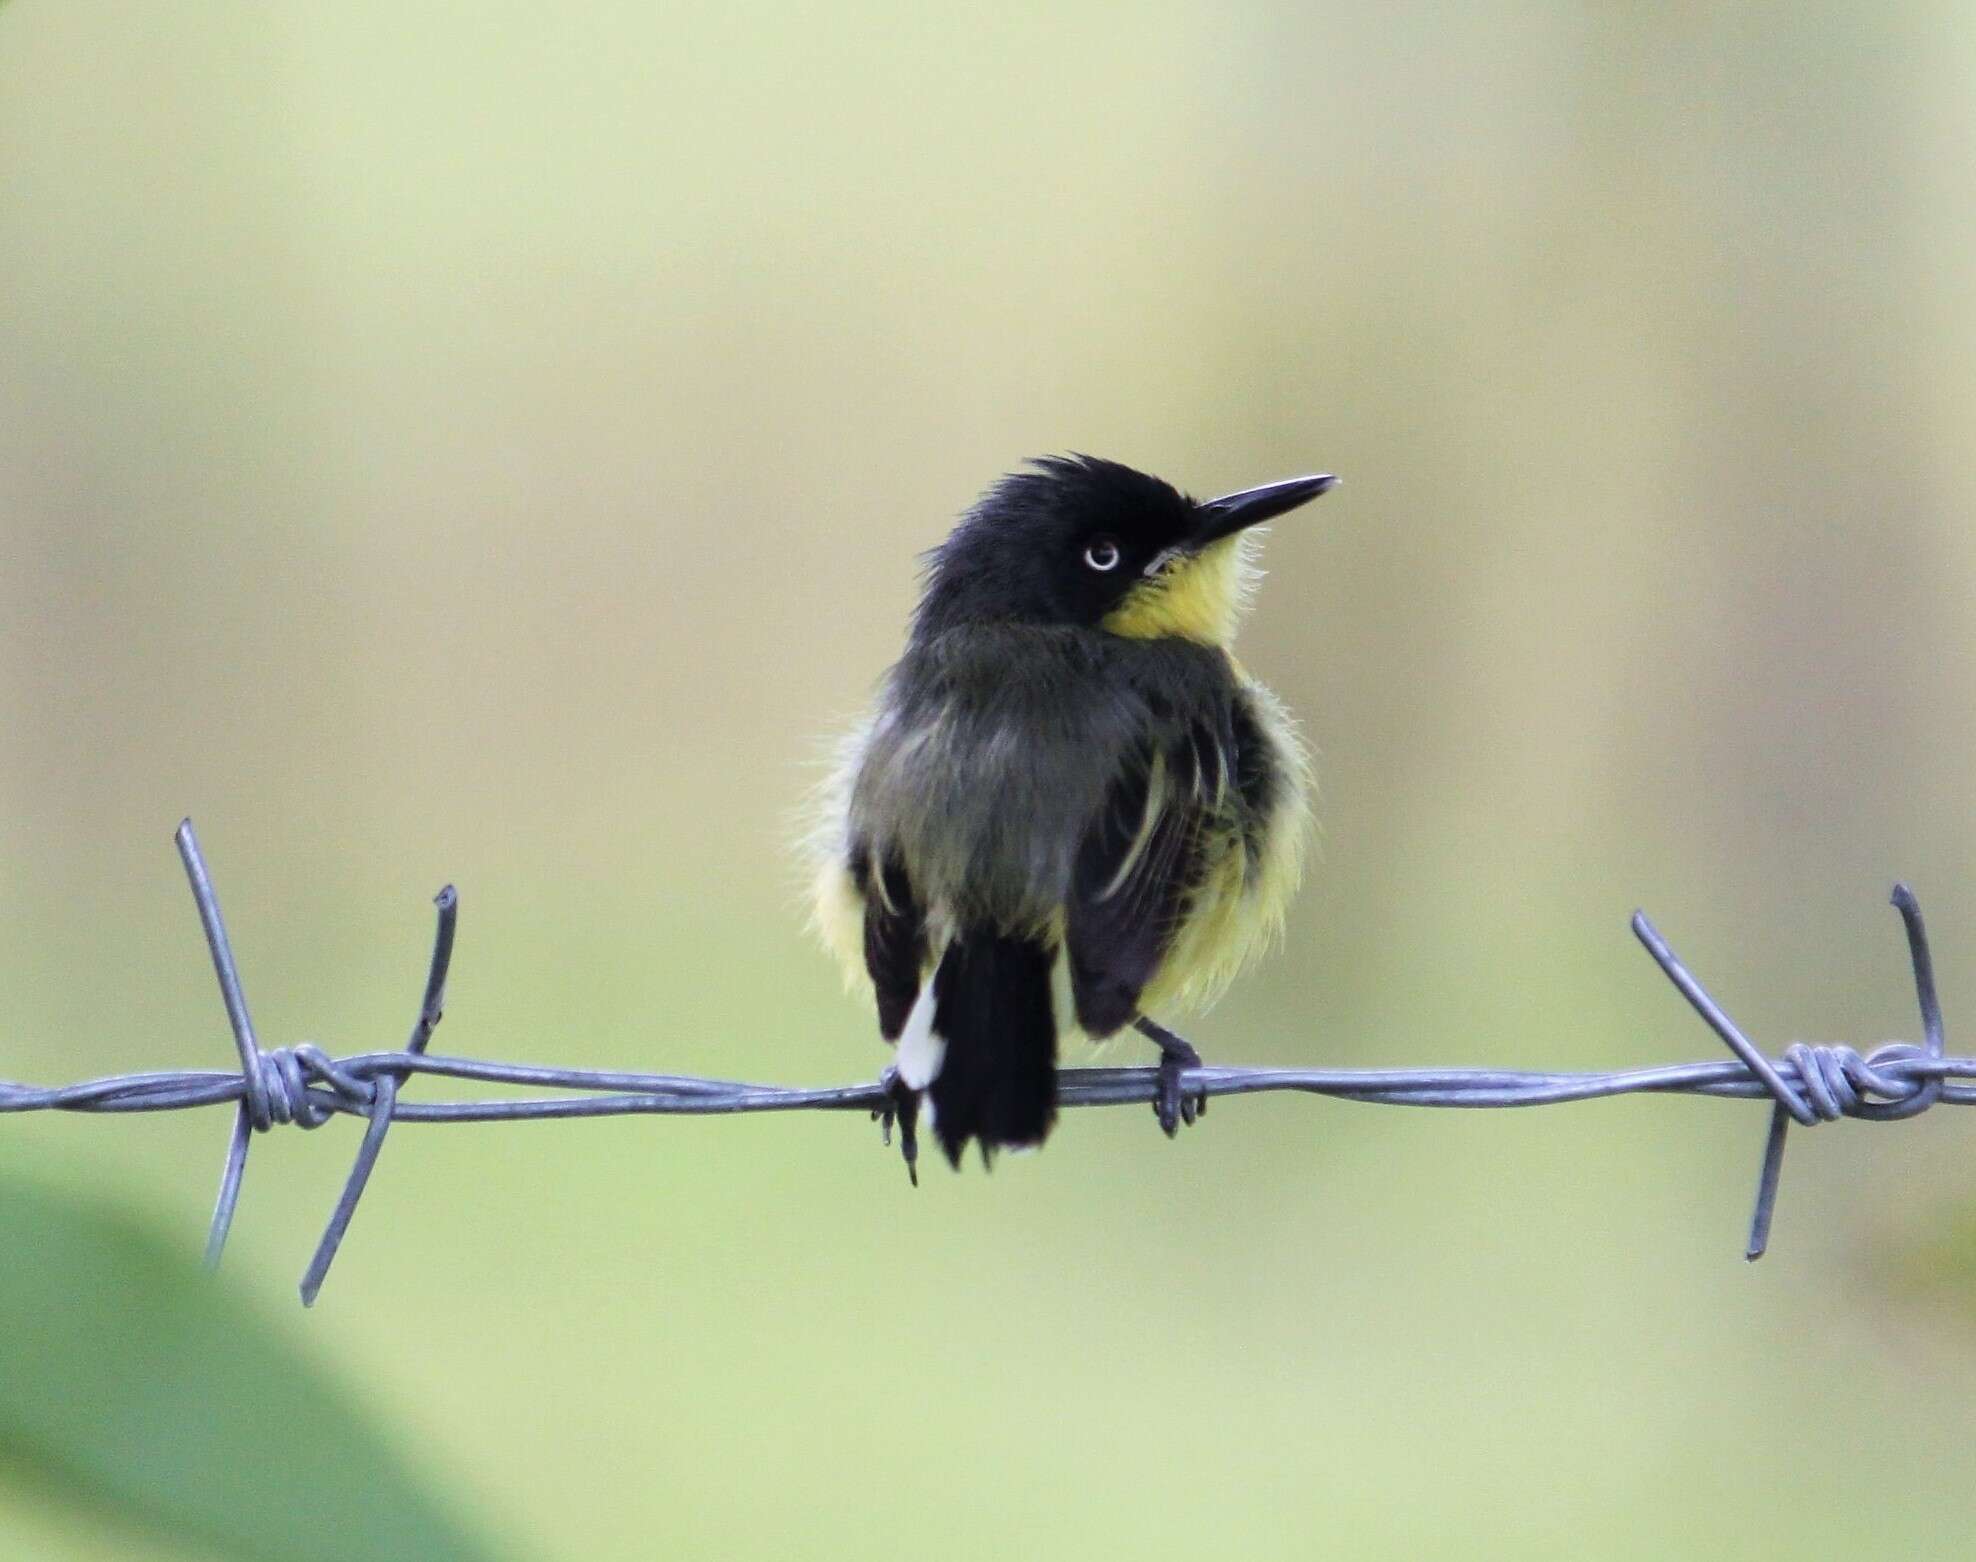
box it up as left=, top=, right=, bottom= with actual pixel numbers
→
left=1190, top=473, right=1338, bottom=548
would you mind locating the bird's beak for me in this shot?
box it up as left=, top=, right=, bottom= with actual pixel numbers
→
left=1189, top=473, right=1338, bottom=549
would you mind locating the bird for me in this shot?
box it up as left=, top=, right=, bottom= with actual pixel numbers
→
left=808, top=454, right=1332, bottom=1170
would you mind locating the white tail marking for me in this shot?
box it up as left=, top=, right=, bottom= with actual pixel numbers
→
left=896, top=979, right=946, bottom=1089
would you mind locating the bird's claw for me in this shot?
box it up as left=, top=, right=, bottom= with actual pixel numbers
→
left=873, top=1064, right=920, bottom=1185
left=1154, top=1042, right=1206, bottom=1138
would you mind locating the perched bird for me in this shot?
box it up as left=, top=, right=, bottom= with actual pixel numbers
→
left=810, top=455, right=1332, bottom=1169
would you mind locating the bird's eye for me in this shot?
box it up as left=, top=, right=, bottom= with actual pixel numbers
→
left=1083, top=536, right=1122, bottom=572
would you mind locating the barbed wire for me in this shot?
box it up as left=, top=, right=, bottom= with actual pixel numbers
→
left=0, top=820, right=1958, bottom=1305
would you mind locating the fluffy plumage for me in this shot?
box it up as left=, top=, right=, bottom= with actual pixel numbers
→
left=807, top=455, right=1321, bottom=1165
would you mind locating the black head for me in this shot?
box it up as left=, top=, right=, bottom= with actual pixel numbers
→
left=912, top=455, right=1335, bottom=641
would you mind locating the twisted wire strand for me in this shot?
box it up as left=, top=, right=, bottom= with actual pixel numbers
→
left=0, top=822, right=1957, bottom=1305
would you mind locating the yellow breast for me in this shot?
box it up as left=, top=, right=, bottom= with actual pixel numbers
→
left=1136, top=673, right=1311, bottom=1017
left=1097, top=528, right=1311, bottom=1013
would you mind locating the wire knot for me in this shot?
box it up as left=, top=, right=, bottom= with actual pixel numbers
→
left=239, top=1043, right=374, bottom=1133
left=1781, top=1040, right=1940, bottom=1123
left=1634, top=880, right=1947, bottom=1260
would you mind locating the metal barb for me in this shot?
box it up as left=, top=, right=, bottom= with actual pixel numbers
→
left=5, top=829, right=1964, bottom=1303
left=1746, top=1104, right=1791, bottom=1261
left=203, top=1104, right=254, bottom=1271
left=1892, top=883, right=1947, bottom=1119
left=1632, top=907, right=1811, bottom=1259
left=410, top=887, right=459, bottom=1054
left=300, top=883, right=459, bottom=1306
left=1633, top=891, right=1948, bottom=1261
left=1630, top=910, right=1815, bottom=1126
left=177, top=820, right=266, bottom=1271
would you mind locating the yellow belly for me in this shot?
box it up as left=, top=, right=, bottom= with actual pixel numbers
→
left=1136, top=674, right=1310, bottom=1017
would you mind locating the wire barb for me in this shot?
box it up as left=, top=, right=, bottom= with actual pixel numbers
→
left=0, top=823, right=1957, bottom=1302
left=298, top=884, right=458, bottom=1306
left=1632, top=891, right=1950, bottom=1260
left=177, top=819, right=277, bottom=1272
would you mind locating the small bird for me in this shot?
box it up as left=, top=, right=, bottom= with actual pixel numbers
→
left=810, top=455, right=1332, bottom=1168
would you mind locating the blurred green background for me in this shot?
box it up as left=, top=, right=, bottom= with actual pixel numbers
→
left=5, top=2, right=1976, bottom=1557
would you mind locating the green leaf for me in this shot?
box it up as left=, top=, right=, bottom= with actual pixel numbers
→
left=0, top=1172, right=512, bottom=1562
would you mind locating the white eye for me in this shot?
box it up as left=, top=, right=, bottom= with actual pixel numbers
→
left=1083, top=537, right=1121, bottom=572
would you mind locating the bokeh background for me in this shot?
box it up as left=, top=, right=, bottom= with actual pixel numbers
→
left=5, top=3, right=1976, bottom=1557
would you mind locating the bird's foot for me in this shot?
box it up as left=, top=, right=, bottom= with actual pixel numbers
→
left=872, top=1064, right=920, bottom=1186
left=1136, top=1017, right=1207, bottom=1138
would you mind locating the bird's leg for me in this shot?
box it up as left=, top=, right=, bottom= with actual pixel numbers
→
left=872, top=1063, right=920, bottom=1186
left=1135, top=1016, right=1207, bottom=1137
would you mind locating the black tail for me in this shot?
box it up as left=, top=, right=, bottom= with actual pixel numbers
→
left=926, top=932, right=1058, bottom=1167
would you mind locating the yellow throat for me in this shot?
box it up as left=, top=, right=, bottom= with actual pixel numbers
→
left=1099, top=533, right=1259, bottom=647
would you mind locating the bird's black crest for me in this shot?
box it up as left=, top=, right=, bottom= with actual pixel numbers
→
left=912, top=455, right=1199, bottom=638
